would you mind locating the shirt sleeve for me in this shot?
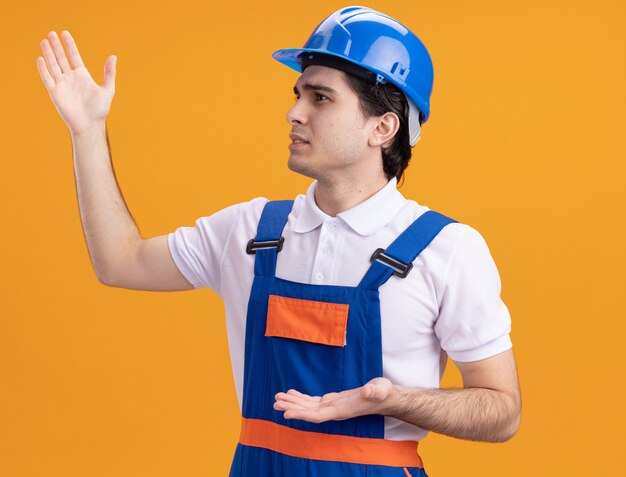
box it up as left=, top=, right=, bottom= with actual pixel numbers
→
left=166, top=201, right=249, bottom=294
left=434, top=225, right=513, bottom=362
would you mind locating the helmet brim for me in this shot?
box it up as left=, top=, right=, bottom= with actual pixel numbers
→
left=272, top=47, right=430, bottom=124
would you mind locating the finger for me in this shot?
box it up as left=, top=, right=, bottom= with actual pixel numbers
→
left=275, top=393, right=320, bottom=409
left=369, top=383, right=388, bottom=401
left=361, top=380, right=391, bottom=401
left=102, top=55, right=117, bottom=90
left=60, top=30, right=85, bottom=69
left=48, top=31, right=71, bottom=74
left=36, top=56, right=55, bottom=90
left=283, top=408, right=317, bottom=421
left=275, top=390, right=314, bottom=402
left=288, top=404, right=352, bottom=423
left=277, top=390, right=316, bottom=402
left=319, top=392, right=340, bottom=401
left=287, top=389, right=311, bottom=397
left=273, top=400, right=308, bottom=412
left=40, top=37, right=62, bottom=80
left=284, top=409, right=327, bottom=423
left=286, top=389, right=321, bottom=401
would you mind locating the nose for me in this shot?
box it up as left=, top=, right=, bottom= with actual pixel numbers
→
left=286, top=98, right=307, bottom=126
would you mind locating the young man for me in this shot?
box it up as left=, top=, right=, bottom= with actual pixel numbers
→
left=37, top=6, right=521, bottom=476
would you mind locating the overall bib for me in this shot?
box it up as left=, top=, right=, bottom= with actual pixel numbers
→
left=229, top=200, right=456, bottom=477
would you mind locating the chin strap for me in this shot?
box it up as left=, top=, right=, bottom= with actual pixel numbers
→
left=407, top=97, right=422, bottom=146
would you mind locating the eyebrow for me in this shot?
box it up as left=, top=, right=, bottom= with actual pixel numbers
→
left=293, top=82, right=339, bottom=96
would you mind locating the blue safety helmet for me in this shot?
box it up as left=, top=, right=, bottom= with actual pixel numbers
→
left=273, top=6, right=434, bottom=143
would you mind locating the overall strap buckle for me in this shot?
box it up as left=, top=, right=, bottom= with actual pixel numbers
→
left=246, top=237, right=285, bottom=254
left=370, top=248, right=413, bottom=279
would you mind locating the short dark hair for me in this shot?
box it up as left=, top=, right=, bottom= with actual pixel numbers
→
left=343, top=73, right=413, bottom=185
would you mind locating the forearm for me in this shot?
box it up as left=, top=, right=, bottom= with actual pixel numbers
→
left=381, top=385, right=520, bottom=443
left=71, top=121, right=141, bottom=283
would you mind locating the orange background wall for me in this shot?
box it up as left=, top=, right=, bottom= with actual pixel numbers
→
left=1, top=0, right=625, bottom=475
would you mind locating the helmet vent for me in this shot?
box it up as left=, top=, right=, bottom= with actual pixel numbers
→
left=391, top=62, right=409, bottom=81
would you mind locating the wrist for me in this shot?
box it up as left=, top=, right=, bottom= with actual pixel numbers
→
left=70, top=121, right=107, bottom=141
left=377, top=384, right=406, bottom=416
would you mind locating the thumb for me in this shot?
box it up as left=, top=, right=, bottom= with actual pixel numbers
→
left=103, top=55, right=117, bottom=90
left=362, top=381, right=386, bottom=401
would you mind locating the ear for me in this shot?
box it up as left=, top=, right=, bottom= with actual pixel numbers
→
left=368, top=112, right=400, bottom=148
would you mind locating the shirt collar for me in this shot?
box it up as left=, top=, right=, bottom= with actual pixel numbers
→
left=294, top=177, right=406, bottom=236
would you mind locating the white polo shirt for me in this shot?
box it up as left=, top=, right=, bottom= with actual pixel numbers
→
left=167, top=177, right=512, bottom=441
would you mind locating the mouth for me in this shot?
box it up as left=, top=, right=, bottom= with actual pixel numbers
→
left=289, top=135, right=310, bottom=150
left=289, top=141, right=309, bottom=150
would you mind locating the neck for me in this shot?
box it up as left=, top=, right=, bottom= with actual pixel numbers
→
left=313, top=173, right=390, bottom=217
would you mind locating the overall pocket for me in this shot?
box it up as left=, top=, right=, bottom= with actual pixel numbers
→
left=265, top=294, right=349, bottom=395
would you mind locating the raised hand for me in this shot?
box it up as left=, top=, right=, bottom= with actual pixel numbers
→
left=36, top=31, right=117, bottom=137
left=273, top=377, right=395, bottom=423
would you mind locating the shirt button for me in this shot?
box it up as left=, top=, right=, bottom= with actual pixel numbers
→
left=315, top=272, right=324, bottom=281
left=329, top=223, right=336, bottom=230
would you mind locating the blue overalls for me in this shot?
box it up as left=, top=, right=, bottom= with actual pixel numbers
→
left=229, top=200, right=456, bottom=477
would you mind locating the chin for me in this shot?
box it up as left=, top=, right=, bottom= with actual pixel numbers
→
left=287, top=155, right=318, bottom=180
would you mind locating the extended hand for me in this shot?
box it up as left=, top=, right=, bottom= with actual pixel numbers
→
left=37, top=31, right=116, bottom=136
left=274, top=377, right=394, bottom=423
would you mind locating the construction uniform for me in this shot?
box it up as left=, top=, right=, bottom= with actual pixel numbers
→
left=167, top=178, right=513, bottom=475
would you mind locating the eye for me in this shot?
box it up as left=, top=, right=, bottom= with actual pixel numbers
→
left=316, top=94, right=328, bottom=102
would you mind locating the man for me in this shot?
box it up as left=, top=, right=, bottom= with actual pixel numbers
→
left=37, top=6, right=521, bottom=476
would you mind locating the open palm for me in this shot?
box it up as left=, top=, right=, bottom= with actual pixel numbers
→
left=274, top=377, right=394, bottom=423
left=36, top=30, right=116, bottom=136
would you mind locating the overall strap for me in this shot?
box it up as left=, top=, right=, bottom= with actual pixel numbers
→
left=248, top=200, right=294, bottom=277
left=358, top=210, right=457, bottom=291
